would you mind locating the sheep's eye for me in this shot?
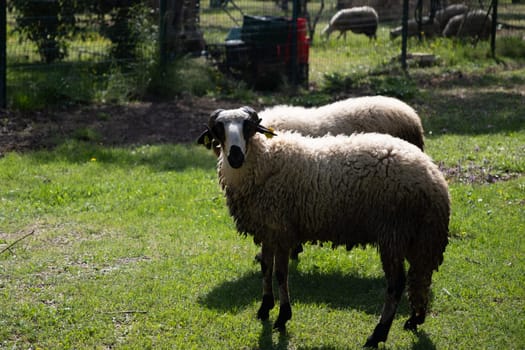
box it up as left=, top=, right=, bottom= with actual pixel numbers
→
left=243, top=120, right=258, bottom=139
left=211, top=122, right=225, bottom=142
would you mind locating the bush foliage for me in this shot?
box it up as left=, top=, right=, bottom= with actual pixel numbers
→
left=8, top=0, right=147, bottom=63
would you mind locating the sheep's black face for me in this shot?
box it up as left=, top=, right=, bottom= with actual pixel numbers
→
left=200, top=107, right=276, bottom=169
left=210, top=122, right=225, bottom=144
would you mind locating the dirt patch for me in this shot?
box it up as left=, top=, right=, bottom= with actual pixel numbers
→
left=0, top=96, right=254, bottom=155
left=438, top=162, right=522, bottom=184
left=1, top=95, right=522, bottom=184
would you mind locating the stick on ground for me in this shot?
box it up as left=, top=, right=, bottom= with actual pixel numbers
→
left=0, top=230, right=34, bottom=255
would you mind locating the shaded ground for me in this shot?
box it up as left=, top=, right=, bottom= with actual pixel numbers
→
left=1, top=81, right=523, bottom=185
left=0, top=96, right=250, bottom=155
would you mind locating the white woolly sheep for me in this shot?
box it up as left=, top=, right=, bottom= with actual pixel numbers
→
left=434, top=3, right=469, bottom=31
left=443, top=10, right=492, bottom=40
left=198, top=106, right=450, bottom=348
left=322, top=6, right=379, bottom=40
left=389, top=4, right=468, bottom=39
left=260, top=96, right=425, bottom=151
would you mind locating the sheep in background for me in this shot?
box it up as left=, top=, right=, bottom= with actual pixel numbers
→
left=198, top=106, right=450, bottom=348
left=322, top=6, right=379, bottom=40
left=443, top=10, right=493, bottom=40
left=434, top=3, right=469, bottom=31
left=260, top=96, right=425, bottom=151
left=390, top=17, right=441, bottom=39
left=389, top=3, right=468, bottom=40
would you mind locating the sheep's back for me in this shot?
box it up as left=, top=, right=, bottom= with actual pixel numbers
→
left=435, top=4, right=468, bottom=31
left=330, top=7, right=378, bottom=34
left=261, top=96, right=424, bottom=150
left=443, top=10, right=492, bottom=39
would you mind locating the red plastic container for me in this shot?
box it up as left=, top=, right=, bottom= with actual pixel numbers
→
left=279, top=17, right=309, bottom=64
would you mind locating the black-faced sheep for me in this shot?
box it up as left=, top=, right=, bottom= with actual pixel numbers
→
left=322, top=6, right=379, bottom=40
left=442, top=10, right=493, bottom=40
left=198, top=106, right=450, bottom=348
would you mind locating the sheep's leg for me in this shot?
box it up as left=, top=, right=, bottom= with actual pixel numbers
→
left=273, top=246, right=292, bottom=331
left=404, top=264, right=432, bottom=331
left=364, top=257, right=406, bottom=348
left=257, top=243, right=275, bottom=321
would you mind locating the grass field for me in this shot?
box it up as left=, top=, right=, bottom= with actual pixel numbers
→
left=1, top=66, right=525, bottom=349
left=0, top=142, right=523, bottom=349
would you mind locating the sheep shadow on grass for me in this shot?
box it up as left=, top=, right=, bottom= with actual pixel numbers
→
left=199, top=268, right=410, bottom=317
left=200, top=268, right=438, bottom=349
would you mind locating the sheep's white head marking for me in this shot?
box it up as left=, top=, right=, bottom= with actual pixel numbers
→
left=197, top=106, right=276, bottom=169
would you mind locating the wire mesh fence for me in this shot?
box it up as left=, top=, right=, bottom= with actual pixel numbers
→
left=2, top=0, right=525, bottom=107
left=5, top=1, right=160, bottom=107
left=201, top=0, right=523, bottom=83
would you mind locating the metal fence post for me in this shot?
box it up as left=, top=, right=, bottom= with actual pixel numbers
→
left=291, top=0, right=299, bottom=86
left=1, top=0, right=6, bottom=108
left=491, top=0, right=498, bottom=58
left=401, top=0, right=409, bottom=71
left=159, top=0, right=167, bottom=68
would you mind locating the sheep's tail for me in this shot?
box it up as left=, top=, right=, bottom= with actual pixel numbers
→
left=403, top=190, right=449, bottom=328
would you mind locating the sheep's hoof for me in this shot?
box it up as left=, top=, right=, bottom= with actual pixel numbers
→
left=404, top=311, right=425, bottom=332
left=273, top=303, right=291, bottom=332
left=257, top=295, right=274, bottom=320
left=364, top=323, right=389, bottom=348
left=363, top=338, right=379, bottom=348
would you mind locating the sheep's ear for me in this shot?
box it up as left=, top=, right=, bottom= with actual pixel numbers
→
left=197, top=129, right=213, bottom=149
left=256, top=125, right=277, bottom=139
left=201, top=109, right=224, bottom=149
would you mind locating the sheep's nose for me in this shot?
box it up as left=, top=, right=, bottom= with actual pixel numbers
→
left=228, top=145, right=245, bottom=169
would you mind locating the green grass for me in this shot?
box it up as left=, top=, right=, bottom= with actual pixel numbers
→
left=0, top=139, right=523, bottom=349
left=1, top=71, right=525, bottom=349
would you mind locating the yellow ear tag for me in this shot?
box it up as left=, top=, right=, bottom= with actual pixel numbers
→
left=264, top=127, right=275, bottom=139
left=204, top=134, right=211, bottom=148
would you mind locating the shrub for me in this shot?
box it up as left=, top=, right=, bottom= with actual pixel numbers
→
left=9, top=0, right=76, bottom=63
